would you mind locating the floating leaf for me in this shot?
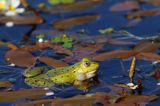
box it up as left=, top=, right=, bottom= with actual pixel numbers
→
left=15, top=99, right=52, bottom=106
left=150, top=69, right=160, bottom=80
left=5, top=50, right=36, bottom=67
left=94, top=36, right=133, bottom=45
left=0, top=80, right=12, bottom=88
left=133, top=42, right=160, bottom=53
left=0, top=40, right=18, bottom=50
left=0, top=88, right=49, bottom=102
left=48, top=0, right=75, bottom=5
left=92, top=50, right=134, bottom=61
left=39, top=56, right=68, bottom=68
left=41, top=0, right=103, bottom=13
left=114, top=95, right=159, bottom=105
left=136, top=52, right=160, bottom=61
left=126, top=9, right=160, bottom=19
left=0, top=16, right=43, bottom=25
left=53, top=13, right=100, bottom=30
left=110, top=1, right=140, bottom=12
left=141, top=0, right=160, bottom=6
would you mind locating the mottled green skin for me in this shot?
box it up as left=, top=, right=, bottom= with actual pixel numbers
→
left=24, top=58, right=99, bottom=90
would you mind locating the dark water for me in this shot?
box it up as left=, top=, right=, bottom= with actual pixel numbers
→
left=0, top=0, right=160, bottom=106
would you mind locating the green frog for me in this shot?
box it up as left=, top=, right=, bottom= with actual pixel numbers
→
left=24, top=58, right=99, bottom=90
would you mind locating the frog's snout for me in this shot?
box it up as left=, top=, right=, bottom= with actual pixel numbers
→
left=93, top=62, right=99, bottom=70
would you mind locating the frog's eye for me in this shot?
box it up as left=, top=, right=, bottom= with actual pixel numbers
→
left=84, top=61, right=90, bottom=67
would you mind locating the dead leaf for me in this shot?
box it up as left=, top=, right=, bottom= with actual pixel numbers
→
left=110, top=1, right=140, bottom=12
left=0, top=16, right=43, bottom=25
left=94, top=36, right=133, bottom=45
left=115, top=95, right=158, bottom=104
left=35, top=42, right=73, bottom=56
left=133, top=42, right=160, bottom=53
left=42, top=0, right=103, bottom=13
left=150, top=68, right=160, bottom=79
left=38, top=56, right=68, bottom=68
left=126, top=9, right=160, bottom=19
left=5, top=50, right=36, bottom=67
left=15, top=99, right=52, bottom=106
left=0, top=88, right=49, bottom=102
left=136, top=52, right=160, bottom=61
left=92, top=50, right=134, bottom=61
left=0, top=80, right=12, bottom=88
left=140, top=0, right=160, bottom=6
left=0, top=40, right=18, bottom=50
left=53, top=14, right=100, bottom=30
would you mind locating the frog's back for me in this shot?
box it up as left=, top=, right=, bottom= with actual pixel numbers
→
left=45, top=62, right=80, bottom=77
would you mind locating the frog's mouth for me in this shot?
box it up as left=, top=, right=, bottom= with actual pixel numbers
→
left=86, top=70, right=97, bottom=79
left=76, top=70, right=97, bottom=81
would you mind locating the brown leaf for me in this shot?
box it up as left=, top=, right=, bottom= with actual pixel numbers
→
left=0, top=80, right=12, bottom=88
left=136, top=52, right=160, bottom=61
left=20, top=45, right=41, bottom=52
left=39, top=56, right=68, bottom=68
left=94, top=36, right=133, bottom=45
left=0, top=88, right=49, bottom=102
left=126, top=9, right=160, bottom=19
left=35, top=42, right=73, bottom=56
left=110, top=1, right=140, bottom=12
left=43, top=0, right=103, bottom=13
left=133, top=42, right=160, bottom=53
left=53, top=14, right=100, bottom=30
left=92, top=50, right=134, bottom=61
left=115, top=95, right=159, bottom=104
left=74, top=43, right=104, bottom=52
left=113, top=84, right=130, bottom=89
left=51, top=44, right=74, bottom=56
left=5, top=50, right=36, bottom=67
left=15, top=99, right=52, bottom=106
left=150, top=68, right=160, bottom=79
left=0, top=16, right=43, bottom=25
left=140, top=0, right=160, bottom=6
left=0, top=40, right=18, bottom=50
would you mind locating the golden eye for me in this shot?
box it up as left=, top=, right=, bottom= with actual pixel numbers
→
left=84, top=61, right=90, bottom=67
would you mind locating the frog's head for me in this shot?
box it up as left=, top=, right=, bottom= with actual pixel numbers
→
left=76, top=58, right=99, bottom=81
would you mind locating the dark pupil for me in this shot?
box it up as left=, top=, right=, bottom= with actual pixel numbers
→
left=85, top=62, right=90, bottom=67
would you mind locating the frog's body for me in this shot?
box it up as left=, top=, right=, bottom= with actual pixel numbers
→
left=24, top=58, right=99, bottom=90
